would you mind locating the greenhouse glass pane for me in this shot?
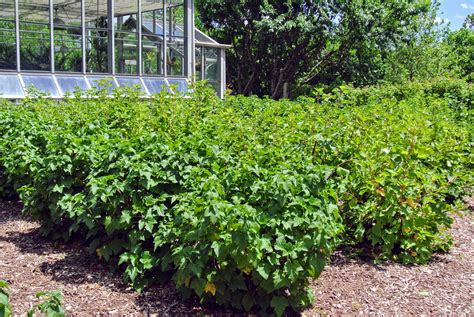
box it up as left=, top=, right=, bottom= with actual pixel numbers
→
left=0, top=75, right=25, bottom=98
left=195, top=46, right=203, bottom=80
left=143, top=78, right=169, bottom=93
left=167, top=0, right=184, bottom=37
left=115, top=1, right=139, bottom=75
left=168, top=79, right=187, bottom=93
left=87, top=77, right=117, bottom=94
left=204, top=48, right=218, bottom=82
left=166, top=38, right=184, bottom=76
left=19, top=0, right=51, bottom=71
left=56, top=76, right=88, bottom=94
left=53, top=0, right=83, bottom=72
left=0, top=0, right=16, bottom=70
left=85, top=0, right=109, bottom=73
left=22, top=75, right=60, bottom=97
left=115, top=30, right=139, bottom=75
left=142, top=1, right=165, bottom=76
left=116, top=77, right=145, bottom=92
left=195, top=29, right=216, bottom=44
left=142, top=35, right=164, bottom=75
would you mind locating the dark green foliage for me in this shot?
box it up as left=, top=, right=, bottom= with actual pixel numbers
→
left=0, top=82, right=471, bottom=315
left=197, top=0, right=436, bottom=98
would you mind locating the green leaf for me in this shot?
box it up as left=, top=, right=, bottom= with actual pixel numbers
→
left=270, top=296, right=288, bottom=317
left=242, top=293, right=255, bottom=312
left=256, top=264, right=270, bottom=280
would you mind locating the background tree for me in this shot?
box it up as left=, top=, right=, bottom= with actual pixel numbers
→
left=448, top=20, right=474, bottom=81
left=197, top=0, right=434, bottom=99
left=382, top=3, right=459, bottom=83
left=464, top=13, right=474, bottom=30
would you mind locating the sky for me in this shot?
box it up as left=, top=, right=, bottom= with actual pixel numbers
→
left=437, top=0, right=474, bottom=29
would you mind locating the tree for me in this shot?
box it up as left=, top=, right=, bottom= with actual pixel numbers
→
left=197, top=0, right=435, bottom=99
left=447, top=27, right=474, bottom=81
left=464, top=13, right=474, bottom=30
left=383, top=2, right=459, bottom=83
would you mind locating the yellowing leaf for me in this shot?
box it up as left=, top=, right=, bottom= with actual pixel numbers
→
left=406, top=199, right=418, bottom=208
left=205, top=282, right=217, bottom=296
left=242, top=267, right=252, bottom=275
left=376, top=188, right=385, bottom=197
left=96, top=248, right=102, bottom=259
left=410, top=251, right=418, bottom=257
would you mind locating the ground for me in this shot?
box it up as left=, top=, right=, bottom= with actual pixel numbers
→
left=0, top=200, right=472, bottom=316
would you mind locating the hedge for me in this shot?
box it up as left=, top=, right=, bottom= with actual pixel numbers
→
left=0, top=81, right=471, bottom=315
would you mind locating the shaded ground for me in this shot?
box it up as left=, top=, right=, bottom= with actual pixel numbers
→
left=0, top=200, right=472, bottom=316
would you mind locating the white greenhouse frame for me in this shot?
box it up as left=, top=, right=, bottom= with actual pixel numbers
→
left=0, top=0, right=229, bottom=98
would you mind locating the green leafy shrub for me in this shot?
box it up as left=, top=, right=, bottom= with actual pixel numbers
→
left=0, top=87, right=342, bottom=315
left=0, top=82, right=471, bottom=314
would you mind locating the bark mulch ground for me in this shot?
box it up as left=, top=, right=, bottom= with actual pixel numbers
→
left=0, top=200, right=472, bottom=316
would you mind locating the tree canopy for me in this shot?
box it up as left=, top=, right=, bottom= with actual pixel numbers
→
left=196, top=0, right=472, bottom=98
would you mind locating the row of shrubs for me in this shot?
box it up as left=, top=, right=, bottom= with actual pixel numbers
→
left=0, top=79, right=471, bottom=315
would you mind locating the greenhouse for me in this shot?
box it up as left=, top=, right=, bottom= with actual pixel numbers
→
left=0, top=0, right=229, bottom=98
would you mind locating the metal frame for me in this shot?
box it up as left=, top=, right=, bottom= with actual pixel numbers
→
left=137, top=0, right=142, bottom=76
left=81, top=0, right=86, bottom=74
left=1, top=0, right=229, bottom=99
left=49, top=0, right=54, bottom=73
left=108, top=0, right=115, bottom=74
left=184, top=0, right=194, bottom=79
left=15, top=0, right=20, bottom=72
left=163, top=0, right=167, bottom=77
left=219, top=48, right=226, bottom=98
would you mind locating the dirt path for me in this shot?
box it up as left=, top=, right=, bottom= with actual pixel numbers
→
left=310, top=210, right=473, bottom=315
left=1, top=200, right=472, bottom=316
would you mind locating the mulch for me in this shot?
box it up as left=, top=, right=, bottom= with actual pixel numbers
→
left=0, top=200, right=472, bottom=316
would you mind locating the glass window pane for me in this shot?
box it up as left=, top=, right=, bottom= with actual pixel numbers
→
left=166, top=37, right=184, bottom=76
left=116, top=77, right=145, bottom=92
left=204, top=47, right=218, bottom=82
left=167, top=0, right=184, bottom=37
left=115, top=1, right=138, bottom=75
left=85, top=0, right=109, bottom=73
left=0, top=0, right=16, bottom=70
left=19, top=0, right=51, bottom=71
left=143, top=78, right=169, bottom=93
left=0, top=75, right=25, bottom=98
left=168, top=78, right=187, bottom=93
left=56, top=76, right=88, bottom=94
left=114, top=0, right=139, bottom=18
left=87, top=76, right=117, bottom=94
left=142, top=35, right=163, bottom=75
left=195, top=46, right=202, bottom=80
left=142, top=0, right=164, bottom=36
left=115, top=32, right=138, bottom=74
left=22, top=75, right=60, bottom=97
left=53, top=1, right=83, bottom=72
left=195, top=29, right=216, bottom=44
left=142, top=0, right=164, bottom=75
